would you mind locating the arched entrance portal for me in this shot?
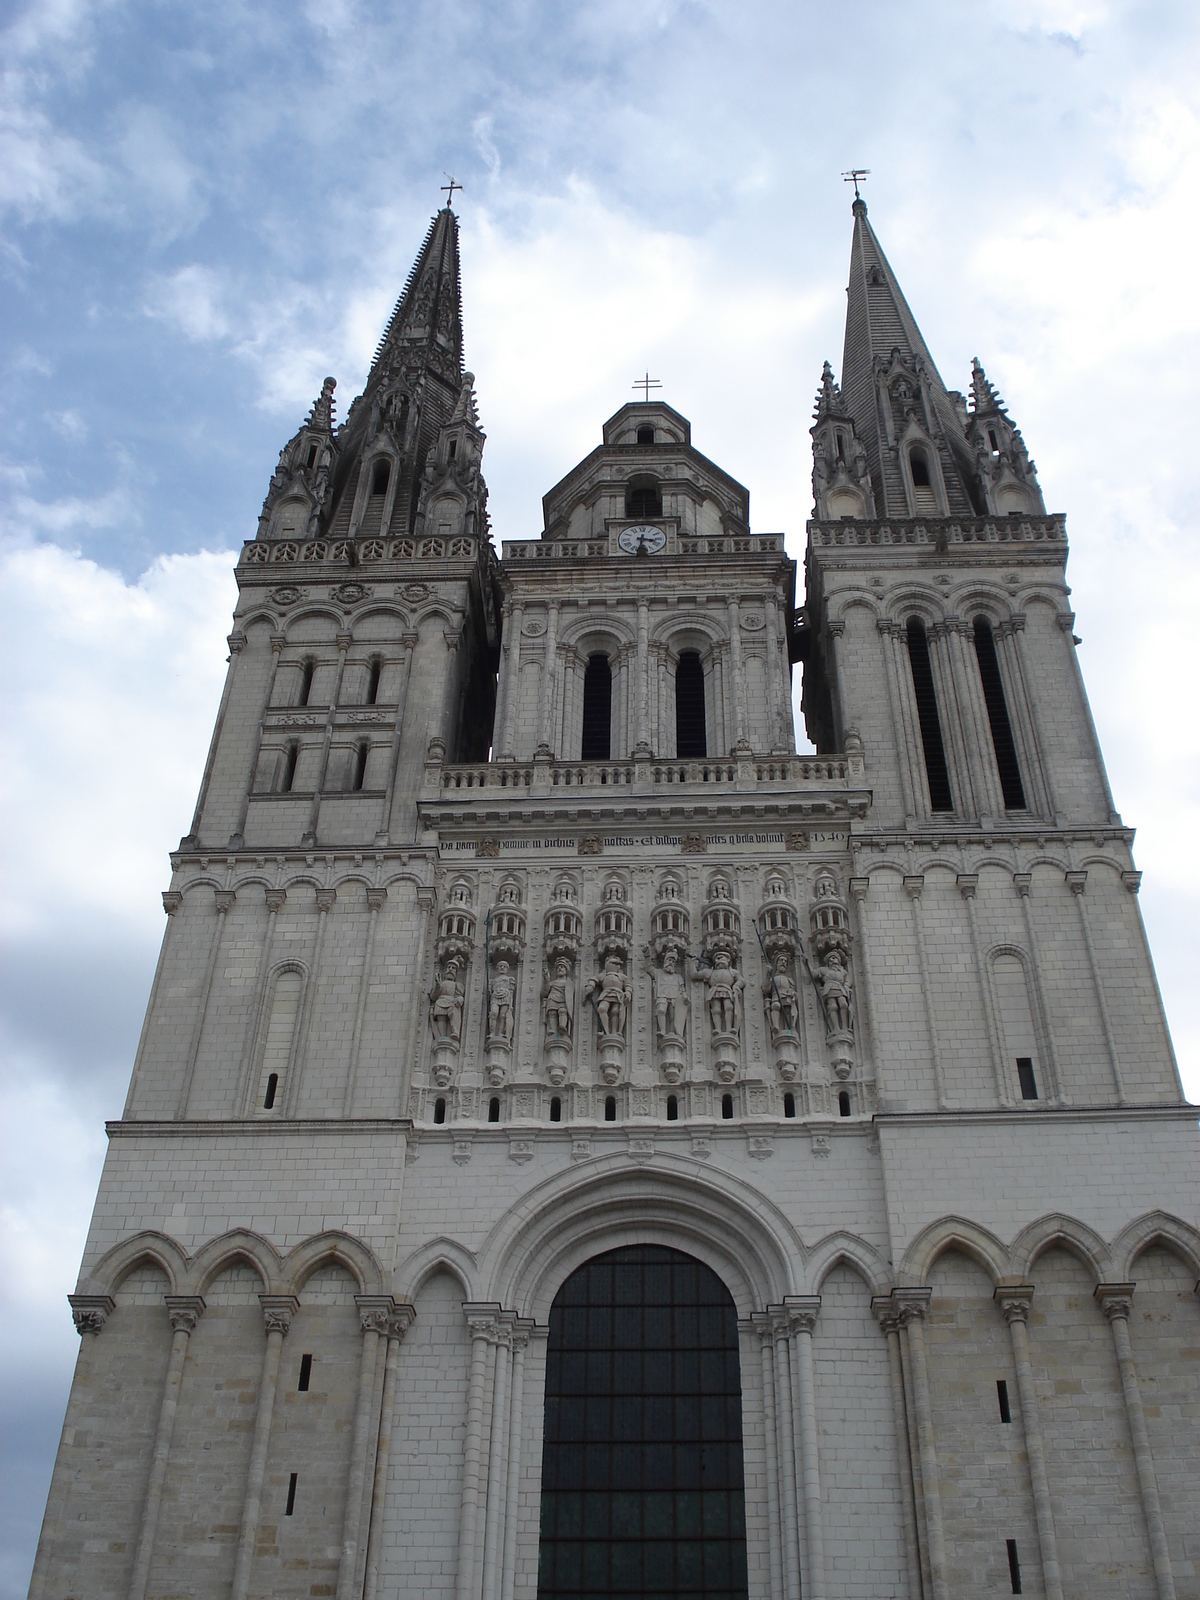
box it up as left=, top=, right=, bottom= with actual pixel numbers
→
left=537, top=1244, right=748, bottom=1599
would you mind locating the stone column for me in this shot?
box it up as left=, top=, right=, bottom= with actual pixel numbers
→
left=362, top=1305, right=416, bottom=1600
left=771, top=1314, right=803, bottom=1600
left=457, top=1306, right=500, bottom=1600
left=1012, top=874, right=1065, bottom=1102
left=1095, top=1284, right=1177, bottom=1600
left=904, top=877, right=947, bottom=1109
left=994, top=1286, right=1063, bottom=1600
left=847, top=877, right=878, bottom=1077
left=499, top=1323, right=533, bottom=1600
left=634, top=598, right=651, bottom=754
left=175, top=889, right=235, bottom=1119
left=947, top=616, right=1004, bottom=817
left=231, top=1295, right=296, bottom=1600
left=1066, top=871, right=1126, bottom=1102
left=379, top=631, right=417, bottom=840
left=871, top=1301, right=923, bottom=1600
left=185, top=631, right=245, bottom=847
left=304, top=631, right=352, bottom=847
left=958, top=874, right=1009, bottom=1104
left=753, top=1316, right=786, bottom=1600
left=343, top=887, right=387, bottom=1115
left=398, top=887, right=436, bottom=1114
left=1057, top=611, right=1120, bottom=823
left=481, top=1321, right=513, bottom=1600
left=825, top=619, right=848, bottom=750
left=434, top=628, right=464, bottom=756
left=785, top=1298, right=826, bottom=1600
left=655, top=644, right=668, bottom=757
left=235, top=887, right=286, bottom=1115
left=877, top=620, right=918, bottom=824
left=336, top=1298, right=391, bottom=1600
left=996, top=614, right=1057, bottom=818
left=230, top=631, right=285, bottom=849
left=727, top=598, right=749, bottom=750
left=287, top=886, right=336, bottom=1116
left=537, top=604, right=559, bottom=755
left=125, top=891, right=184, bottom=1113
left=764, top=596, right=787, bottom=751
left=560, top=647, right=578, bottom=758
left=894, top=1290, right=948, bottom=1600
left=127, top=1296, right=204, bottom=1600
left=927, top=621, right=973, bottom=815
left=500, top=602, right=523, bottom=758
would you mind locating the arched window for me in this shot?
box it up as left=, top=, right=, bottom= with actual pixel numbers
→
left=306, top=443, right=318, bottom=469
left=299, top=660, right=315, bottom=707
left=905, top=619, right=953, bottom=811
left=838, top=1090, right=851, bottom=1117
left=366, top=659, right=382, bottom=705
left=636, top=424, right=654, bottom=445
left=582, top=654, right=613, bottom=761
left=626, top=480, right=662, bottom=518
left=721, top=1093, right=734, bottom=1120
left=257, top=970, right=302, bottom=1112
left=448, top=438, right=457, bottom=459
left=538, top=1246, right=747, bottom=1600
left=488, top=1096, right=501, bottom=1123
left=783, top=1092, right=795, bottom=1119
left=350, top=742, right=368, bottom=792
left=433, top=1097, right=446, bottom=1124
left=371, top=458, right=390, bottom=496
left=907, top=445, right=939, bottom=514
left=973, top=619, right=1026, bottom=809
left=909, top=447, right=931, bottom=487
left=604, top=1095, right=617, bottom=1122
left=550, top=1096, right=562, bottom=1123
left=281, top=743, right=299, bottom=794
left=666, top=1094, right=678, bottom=1121
left=675, top=650, right=707, bottom=758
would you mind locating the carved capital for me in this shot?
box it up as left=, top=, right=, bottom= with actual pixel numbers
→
left=1065, top=870, right=1088, bottom=896
left=870, top=1295, right=900, bottom=1336
left=1121, top=870, right=1142, bottom=895
left=260, top=1294, right=299, bottom=1336
left=826, top=619, right=845, bottom=639
left=994, top=1283, right=1035, bottom=1325
left=165, top=1294, right=207, bottom=1335
left=1013, top=872, right=1032, bottom=898
left=891, top=1286, right=932, bottom=1326
left=1055, top=611, right=1077, bottom=633
left=782, top=1294, right=822, bottom=1335
left=956, top=873, right=979, bottom=900
left=356, top=1295, right=395, bottom=1336
left=162, top=890, right=183, bottom=916
left=228, top=631, right=247, bottom=654
left=848, top=875, right=870, bottom=903
left=270, top=633, right=287, bottom=654
left=265, top=888, right=287, bottom=914
left=315, top=887, right=337, bottom=912
left=69, top=1293, right=115, bottom=1336
left=903, top=874, right=925, bottom=900
left=367, top=887, right=388, bottom=913
left=464, top=1301, right=506, bottom=1341
left=388, top=1301, right=417, bottom=1341
left=1094, top=1282, right=1136, bottom=1322
left=750, top=1310, right=777, bottom=1346
left=336, top=631, right=353, bottom=652
left=214, top=889, right=236, bottom=914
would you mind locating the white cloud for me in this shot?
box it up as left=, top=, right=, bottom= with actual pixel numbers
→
left=143, top=261, right=230, bottom=342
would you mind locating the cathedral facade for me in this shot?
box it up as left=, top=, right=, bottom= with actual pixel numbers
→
left=30, top=200, right=1198, bottom=1600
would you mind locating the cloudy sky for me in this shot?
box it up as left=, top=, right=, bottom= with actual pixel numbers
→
left=2, top=0, right=1199, bottom=1588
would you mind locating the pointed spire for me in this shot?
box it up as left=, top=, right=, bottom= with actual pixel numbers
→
left=367, top=207, right=463, bottom=388
left=813, top=361, right=846, bottom=422
left=969, top=357, right=1005, bottom=417
left=838, top=198, right=981, bottom=518
left=450, top=370, right=482, bottom=429
left=307, top=376, right=337, bottom=432
left=964, top=357, right=1045, bottom=515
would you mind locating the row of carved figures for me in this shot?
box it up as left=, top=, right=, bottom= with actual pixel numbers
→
left=426, top=870, right=857, bottom=1090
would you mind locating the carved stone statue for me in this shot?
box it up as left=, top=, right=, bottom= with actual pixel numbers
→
left=429, top=957, right=465, bottom=1044
left=542, top=957, right=575, bottom=1043
left=585, top=954, right=632, bottom=1038
left=703, top=951, right=744, bottom=1039
left=488, top=959, right=516, bottom=1044
left=652, top=949, right=689, bottom=1042
left=763, top=952, right=800, bottom=1038
left=814, top=948, right=854, bottom=1035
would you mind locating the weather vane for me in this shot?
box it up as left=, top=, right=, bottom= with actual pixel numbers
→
left=441, top=173, right=463, bottom=206
left=842, top=169, right=870, bottom=200
left=632, top=371, right=662, bottom=402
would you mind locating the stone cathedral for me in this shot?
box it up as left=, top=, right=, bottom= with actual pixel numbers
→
left=31, top=197, right=1199, bottom=1600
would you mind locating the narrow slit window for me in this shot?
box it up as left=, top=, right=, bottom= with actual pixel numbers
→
left=298, top=1354, right=312, bottom=1392
left=906, top=618, right=953, bottom=811
left=306, top=443, right=318, bottom=469
left=371, top=458, right=390, bottom=496
left=838, top=1090, right=851, bottom=1117
left=488, top=1096, right=500, bottom=1123
left=997, top=1379, right=1011, bottom=1423
left=973, top=618, right=1026, bottom=809
left=285, top=1473, right=298, bottom=1516
left=299, top=660, right=315, bottom=707
left=263, top=1072, right=278, bottom=1110
left=281, top=743, right=299, bottom=793
left=581, top=654, right=612, bottom=761
left=1016, top=1057, right=1038, bottom=1101
left=604, top=1095, right=616, bottom=1122
left=448, top=438, right=457, bottom=459
left=721, top=1093, right=734, bottom=1120
left=433, top=1097, right=446, bottom=1124
left=666, top=1094, right=678, bottom=1121
left=1007, top=1540, right=1022, bottom=1594
left=366, top=659, right=381, bottom=705
left=909, top=447, right=932, bottom=487
left=549, top=1096, right=561, bottom=1123
left=675, top=650, right=707, bottom=758
left=783, top=1092, right=796, bottom=1119
left=351, top=742, right=368, bottom=792
left=258, top=972, right=301, bottom=1113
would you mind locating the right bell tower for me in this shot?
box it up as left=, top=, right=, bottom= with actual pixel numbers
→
left=800, top=193, right=1179, bottom=1114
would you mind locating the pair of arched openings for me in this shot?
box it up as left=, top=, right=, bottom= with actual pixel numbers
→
left=904, top=614, right=1025, bottom=813
left=581, top=650, right=707, bottom=761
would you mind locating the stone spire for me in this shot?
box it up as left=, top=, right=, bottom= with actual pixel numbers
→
left=255, top=376, right=339, bottom=541
left=964, top=357, right=1046, bottom=516
left=838, top=197, right=982, bottom=518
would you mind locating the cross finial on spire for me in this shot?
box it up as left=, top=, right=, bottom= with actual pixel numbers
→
left=842, top=168, right=870, bottom=201
left=441, top=173, right=463, bottom=207
left=632, top=371, right=662, bottom=402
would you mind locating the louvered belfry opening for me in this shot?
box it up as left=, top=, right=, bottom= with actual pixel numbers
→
left=582, top=654, right=613, bottom=760
left=973, top=618, right=1027, bottom=809
left=675, top=651, right=707, bottom=758
left=626, top=481, right=662, bottom=518
left=905, top=618, right=953, bottom=811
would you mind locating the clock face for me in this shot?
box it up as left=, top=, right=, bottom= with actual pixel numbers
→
left=618, top=524, right=667, bottom=555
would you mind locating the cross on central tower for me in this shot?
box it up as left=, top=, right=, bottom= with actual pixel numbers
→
left=441, top=173, right=463, bottom=206
left=632, top=371, right=662, bottom=402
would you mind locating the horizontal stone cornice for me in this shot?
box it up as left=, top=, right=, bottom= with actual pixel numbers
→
left=106, top=1117, right=414, bottom=1139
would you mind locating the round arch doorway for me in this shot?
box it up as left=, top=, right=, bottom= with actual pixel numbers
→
left=537, top=1244, right=748, bottom=1599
